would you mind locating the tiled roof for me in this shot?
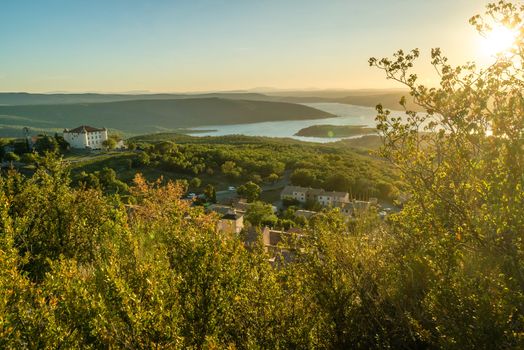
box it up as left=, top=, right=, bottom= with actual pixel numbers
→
left=222, top=212, right=243, bottom=220
left=207, top=204, right=233, bottom=216
left=64, top=125, right=106, bottom=133
left=307, top=188, right=325, bottom=196
left=327, top=191, right=349, bottom=198
left=281, top=185, right=309, bottom=196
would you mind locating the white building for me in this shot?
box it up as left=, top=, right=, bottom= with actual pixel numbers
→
left=63, top=125, right=108, bottom=149
left=316, top=191, right=350, bottom=207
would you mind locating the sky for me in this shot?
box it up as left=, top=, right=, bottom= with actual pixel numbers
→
left=0, top=0, right=495, bottom=93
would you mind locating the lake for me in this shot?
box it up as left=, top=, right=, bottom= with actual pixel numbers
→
left=191, top=103, right=403, bottom=143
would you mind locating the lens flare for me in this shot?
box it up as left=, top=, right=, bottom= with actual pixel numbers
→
left=481, top=24, right=518, bottom=57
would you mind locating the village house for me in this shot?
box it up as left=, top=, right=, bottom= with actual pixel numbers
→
left=206, top=204, right=245, bottom=234
left=63, top=125, right=108, bottom=149
left=244, top=226, right=305, bottom=265
left=339, top=200, right=372, bottom=217
left=206, top=204, right=233, bottom=216
left=280, top=185, right=309, bottom=203
left=316, top=190, right=350, bottom=207
left=281, top=185, right=350, bottom=207
left=216, top=212, right=244, bottom=234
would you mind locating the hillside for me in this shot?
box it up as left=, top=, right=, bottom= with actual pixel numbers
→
left=271, top=91, right=423, bottom=112
left=0, top=92, right=270, bottom=106
left=294, top=125, right=376, bottom=138
left=0, top=90, right=422, bottom=112
left=73, top=132, right=399, bottom=201
left=0, top=98, right=334, bottom=136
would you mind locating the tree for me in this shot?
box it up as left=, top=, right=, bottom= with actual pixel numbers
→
left=4, top=151, right=20, bottom=162
left=204, top=184, right=216, bottom=203
left=245, top=201, right=278, bottom=227
left=290, top=168, right=316, bottom=187
left=221, top=160, right=242, bottom=178
left=0, top=138, right=9, bottom=160
left=102, top=138, right=117, bottom=150
left=323, top=172, right=354, bottom=192
left=364, top=1, right=524, bottom=347
left=155, top=141, right=176, bottom=154
left=54, top=133, right=69, bottom=151
left=34, top=135, right=59, bottom=154
left=20, top=152, right=38, bottom=164
left=136, top=152, right=150, bottom=167
left=190, top=177, right=202, bottom=189
left=237, top=181, right=261, bottom=202
left=267, top=173, right=279, bottom=183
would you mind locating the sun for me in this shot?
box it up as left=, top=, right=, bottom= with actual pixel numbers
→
left=480, top=24, right=518, bottom=57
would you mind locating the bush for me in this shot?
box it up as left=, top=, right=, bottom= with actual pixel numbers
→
left=4, top=151, right=20, bottom=162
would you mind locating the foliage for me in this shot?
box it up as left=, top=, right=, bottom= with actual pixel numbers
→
left=203, top=184, right=217, bottom=203
left=122, top=134, right=398, bottom=201
left=102, top=138, right=117, bottom=150
left=245, top=201, right=278, bottom=227
left=76, top=167, right=129, bottom=194
left=365, top=1, right=524, bottom=347
left=237, top=181, right=261, bottom=202
left=4, top=152, right=19, bottom=162
left=189, top=177, right=202, bottom=189
left=34, top=135, right=59, bottom=154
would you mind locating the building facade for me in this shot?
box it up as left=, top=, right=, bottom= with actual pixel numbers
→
left=217, top=212, right=244, bottom=234
left=281, top=185, right=350, bottom=207
left=63, top=125, right=108, bottom=149
left=280, top=186, right=309, bottom=203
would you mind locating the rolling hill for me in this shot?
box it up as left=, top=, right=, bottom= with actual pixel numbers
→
left=0, top=92, right=271, bottom=106
left=0, top=98, right=335, bottom=136
left=0, top=89, right=421, bottom=111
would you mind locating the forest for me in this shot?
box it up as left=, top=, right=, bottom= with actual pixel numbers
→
left=0, top=2, right=523, bottom=349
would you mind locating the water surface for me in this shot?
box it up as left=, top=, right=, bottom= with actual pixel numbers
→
left=191, top=103, right=402, bottom=143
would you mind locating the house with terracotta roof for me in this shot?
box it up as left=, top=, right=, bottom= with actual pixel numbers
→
left=244, top=226, right=306, bottom=265
left=63, top=125, right=108, bottom=149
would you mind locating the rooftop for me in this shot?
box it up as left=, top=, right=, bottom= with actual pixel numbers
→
left=281, top=185, right=309, bottom=196
left=222, top=212, right=243, bottom=221
left=64, top=125, right=106, bottom=133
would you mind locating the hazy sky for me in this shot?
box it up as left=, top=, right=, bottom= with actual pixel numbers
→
left=0, top=0, right=494, bottom=93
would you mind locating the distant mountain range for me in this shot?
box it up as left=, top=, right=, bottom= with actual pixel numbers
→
left=0, top=98, right=334, bottom=136
left=0, top=89, right=418, bottom=109
left=0, top=89, right=419, bottom=137
left=0, top=92, right=269, bottom=106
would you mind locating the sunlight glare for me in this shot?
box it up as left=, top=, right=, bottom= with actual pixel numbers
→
left=481, top=24, right=518, bottom=57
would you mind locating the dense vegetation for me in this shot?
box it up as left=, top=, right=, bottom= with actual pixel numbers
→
left=0, top=132, right=396, bottom=200
left=0, top=2, right=522, bottom=349
left=294, top=124, right=376, bottom=138
left=110, top=134, right=398, bottom=200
